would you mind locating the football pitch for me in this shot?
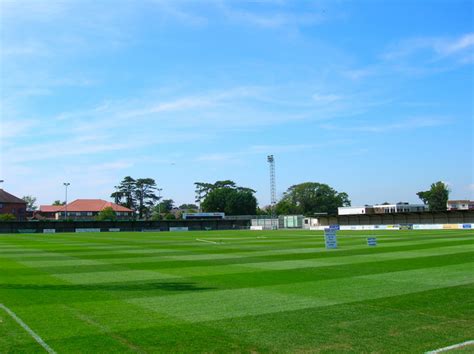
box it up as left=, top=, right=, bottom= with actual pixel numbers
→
left=1, top=229, right=473, bottom=353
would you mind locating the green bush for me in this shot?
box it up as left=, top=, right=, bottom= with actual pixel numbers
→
left=0, top=214, right=16, bottom=221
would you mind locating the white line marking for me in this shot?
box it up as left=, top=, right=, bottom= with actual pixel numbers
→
left=196, top=238, right=218, bottom=244
left=426, top=340, right=474, bottom=353
left=0, top=303, right=56, bottom=354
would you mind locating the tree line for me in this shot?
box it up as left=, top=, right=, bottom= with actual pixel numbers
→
left=18, top=178, right=451, bottom=220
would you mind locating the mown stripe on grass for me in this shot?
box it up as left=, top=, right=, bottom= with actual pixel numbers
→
left=127, top=262, right=474, bottom=323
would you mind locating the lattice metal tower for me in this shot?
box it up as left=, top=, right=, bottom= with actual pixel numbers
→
left=267, top=155, right=276, bottom=223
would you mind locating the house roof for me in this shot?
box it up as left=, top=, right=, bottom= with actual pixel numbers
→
left=39, top=205, right=64, bottom=213
left=0, top=189, right=27, bottom=204
left=54, top=199, right=133, bottom=212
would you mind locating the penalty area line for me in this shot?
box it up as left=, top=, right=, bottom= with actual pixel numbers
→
left=426, top=340, right=474, bottom=353
left=0, top=303, right=56, bottom=354
left=196, top=238, right=219, bottom=244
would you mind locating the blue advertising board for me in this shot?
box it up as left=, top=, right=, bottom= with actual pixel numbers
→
left=324, top=228, right=338, bottom=249
left=367, top=237, right=377, bottom=246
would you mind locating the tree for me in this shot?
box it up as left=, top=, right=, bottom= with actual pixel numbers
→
left=199, top=180, right=257, bottom=215
left=277, top=182, right=350, bottom=216
left=179, top=203, right=198, bottom=210
left=151, top=199, right=174, bottom=220
left=275, top=199, right=300, bottom=215
left=111, top=176, right=162, bottom=219
left=112, top=176, right=137, bottom=210
left=52, top=200, right=65, bottom=206
left=158, top=199, right=174, bottom=213
left=0, top=214, right=16, bottom=221
left=164, top=213, right=176, bottom=220
left=95, top=207, right=117, bottom=221
left=417, top=181, right=449, bottom=211
left=135, top=178, right=160, bottom=219
left=22, top=195, right=37, bottom=211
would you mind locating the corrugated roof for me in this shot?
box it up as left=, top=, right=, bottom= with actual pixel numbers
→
left=0, top=189, right=27, bottom=204
left=54, top=199, right=133, bottom=212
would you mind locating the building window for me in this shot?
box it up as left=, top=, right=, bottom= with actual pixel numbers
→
left=87, top=212, right=93, bottom=216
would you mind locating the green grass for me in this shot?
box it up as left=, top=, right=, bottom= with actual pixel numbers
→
left=0, top=229, right=473, bottom=353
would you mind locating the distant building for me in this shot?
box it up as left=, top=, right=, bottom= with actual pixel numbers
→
left=373, top=202, right=427, bottom=214
left=37, top=205, right=64, bottom=219
left=447, top=200, right=474, bottom=211
left=338, top=206, right=374, bottom=215
left=39, top=199, right=134, bottom=220
left=0, top=189, right=27, bottom=220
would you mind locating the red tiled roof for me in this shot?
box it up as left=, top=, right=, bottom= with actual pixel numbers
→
left=39, top=205, right=64, bottom=213
left=56, top=199, right=133, bottom=212
left=0, top=189, right=27, bottom=204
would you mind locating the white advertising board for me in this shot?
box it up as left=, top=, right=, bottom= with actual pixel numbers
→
left=43, top=229, right=56, bottom=233
left=109, top=228, right=120, bottom=232
left=75, top=228, right=101, bottom=233
left=170, top=227, right=189, bottom=232
left=250, top=226, right=264, bottom=230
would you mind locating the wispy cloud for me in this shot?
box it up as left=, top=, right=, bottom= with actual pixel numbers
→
left=312, top=93, right=342, bottom=103
left=383, top=33, right=474, bottom=64
left=321, top=116, right=450, bottom=133
left=222, top=9, right=324, bottom=29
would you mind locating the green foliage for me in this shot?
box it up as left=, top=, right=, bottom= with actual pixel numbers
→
left=179, top=203, right=198, bottom=211
left=200, top=181, right=257, bottom=215
left=52, top=200, right=66, bottom=206
left=417, top=181, right=450, bottom=211
left=158, top=199, right=174, bottom=213
left=151, top=199, right=174, bottom=220
left=95, top=207, right=117, bottom=221
left=164, top=213, right=176, bottom=220
left=277, top=182, right=350, bottom=216
left=112, top=176, right=161, bottom=219
left=0, top=213, right=16, bottom=221
left=275, top=199, right=301, bottom=215
left=21, top=195, right=37, bottom=211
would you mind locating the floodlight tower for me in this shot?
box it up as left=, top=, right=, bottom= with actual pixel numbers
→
left=267, top=155, right=276, bottom=228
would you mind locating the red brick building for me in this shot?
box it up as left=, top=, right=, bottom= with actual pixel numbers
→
left=0, top=189, right=27, bottom=220
left=39, top=199, right=134, bottom=220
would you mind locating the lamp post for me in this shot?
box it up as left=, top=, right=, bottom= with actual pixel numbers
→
left=157, top=188, right=163, bottom=216
left=63, top=183, right=70, bottom=220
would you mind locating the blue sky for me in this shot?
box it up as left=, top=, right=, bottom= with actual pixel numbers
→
left=1, top=0, right=473, bottom=207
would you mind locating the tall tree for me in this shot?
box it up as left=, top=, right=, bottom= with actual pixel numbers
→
left=199, top=180, right=257, bottom=215
left=52, top=200, right=65, bottom=206
left=112, top=176, right=137, bottom=210
left=417, top=181, right=449, bottom=211
left=194, top=182, right=214, bottom=208
left=135, top=178, right=160, bottom=219
left=277, top=182, right=350, bottom=216
left=112, top=176, right=162, bottom=219
left=22, top=195, right=37, bottom=211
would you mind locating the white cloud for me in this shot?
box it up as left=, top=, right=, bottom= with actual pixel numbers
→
left=321, top=116, right=450, bottom=133
left=312, top=93, right=342, bottom=103
left=383, top=32, right=474, bottom=63
left=0, top=119, right=38, bottom=139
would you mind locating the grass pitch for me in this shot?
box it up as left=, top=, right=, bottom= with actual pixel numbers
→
left=0, top=229, right=473, bottom=353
